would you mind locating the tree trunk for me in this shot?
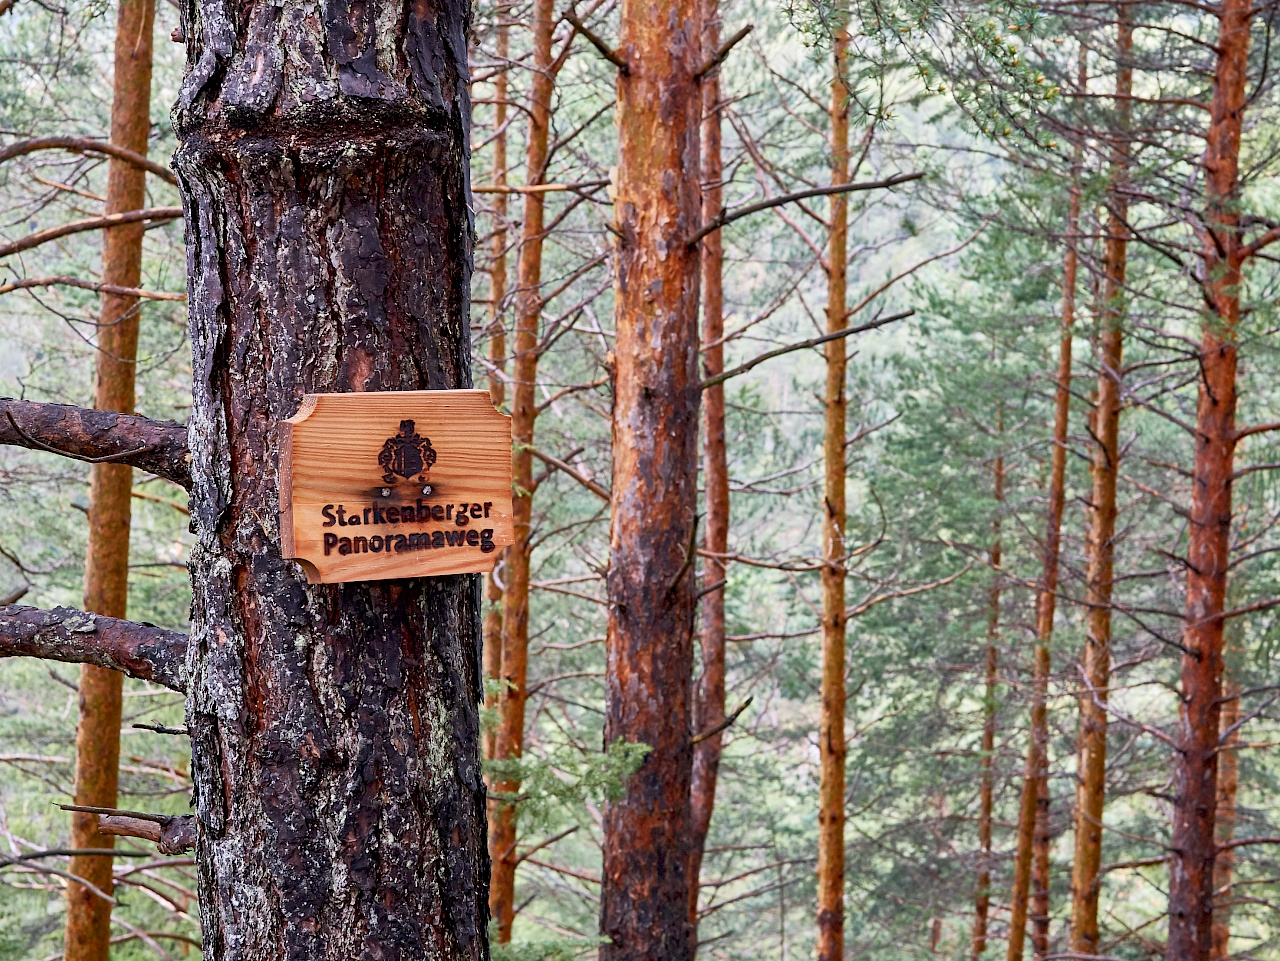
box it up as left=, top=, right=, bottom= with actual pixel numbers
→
left=971, top=440, right=1003, bottom=960
left=1006, top=59, right=1082, bottom=959
left=1209, top=661, right=1240, bottom=961
left=489, top=0, right=556, bottom=940
left=817, top=14, right=851, bottom=961
left=172, top=0, right=487, bottom=956
left=1167, top=0, right=1251, bottom=956
left=1030, top=773, right=1050, bottom=957
left=482, top=16, right=510, bottom=766
left=601, top=1, right=702, bottom=958
left=688, top=0, right=726, bottom=936
left=65, top=0, right=155, bottom=956
left=1068, top=13, right=1131, bottom=955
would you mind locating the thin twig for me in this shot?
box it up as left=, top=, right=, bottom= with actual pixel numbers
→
left=700, top=310, right=912, bottom=390
left=691, top=696, right=753, bottom=744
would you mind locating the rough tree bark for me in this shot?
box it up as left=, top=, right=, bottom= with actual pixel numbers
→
left=489, top=0, right=556, bottom=941
left=688, top=0, right=726, bottom=936
left=1068, top=12, right=1131, bottom=955
left=1005, top=58, right=1082, bottom=961
left=817, top=13, right=850, bottom=961
left=1167, top=0, right=1251, bottom=955
left=601, top=0, right=702, bottom=958
left=0, top=398, right=190, bottom=487
left=66, top=0, right=156, bottom=954
left=0, top=605, right=186, bottom=690
left=168, top=0, right=489, bottom=955
left=971, top=432, right=1003, bottom=961
left=482, top=15, right=510, bottom=766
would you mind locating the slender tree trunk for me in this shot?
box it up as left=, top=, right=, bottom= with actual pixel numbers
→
left=1068, top=14, right=1131, bottom=955
left=488, top=0, right=555, bottom=940
left=483, top=15, right=510, bottom=765
left=1167, top=0, right=1251, bottom=955
left=1006, top=60, right=1083, bottom=961
left=65, top=0, right=155, bottom=956
left=1209, top=628, right=1241, bottom=961
left=601, top=1, right=702, bottom=958
left=172, top=0, right=487, bottom=956
left=1031, top=773, right=1051, bottom=957
left=817, top=15, right=851, bottom=961
left=1059, top=13, right=1131, bottom=957
left=972, top=440, right=1004, bottom=960
left=688, top=0, right=726, bottom=936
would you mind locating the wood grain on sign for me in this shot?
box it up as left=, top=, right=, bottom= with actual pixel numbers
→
left=279, top=390, right=514, bottom=583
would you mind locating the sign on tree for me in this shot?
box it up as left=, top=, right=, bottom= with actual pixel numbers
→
left=279, top=390, right=514, bottom=583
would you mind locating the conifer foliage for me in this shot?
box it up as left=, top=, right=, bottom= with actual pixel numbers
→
left=2, top=0, right=1280, bottom=959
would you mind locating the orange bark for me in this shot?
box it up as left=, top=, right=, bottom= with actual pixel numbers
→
left=1068, top=13, right=1131, bottom=954
left=1005, top=72, right=1081, bottom=961
left=1209, top=657, right=1240, bottom=961
left=488, top=0, right=556, bottom=941
left=688, top=0, right=726, bottom=935
left=483, top=17, right=510, bottom=765
left=601, top=0, right=703, bottom=957
left=1167, top=0, right=1251, bottom=956
left=817, top=15, right=850, bottom=961
left=972, top=441, right=1003, bottom=960
left=65, top=0, right=154, bottom=957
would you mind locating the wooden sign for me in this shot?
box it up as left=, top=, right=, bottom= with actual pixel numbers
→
left=279, top=390, right=513, bottom=583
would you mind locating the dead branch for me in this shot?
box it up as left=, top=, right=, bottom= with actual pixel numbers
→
left=61, top=805, right=197, bottom=855
left=563, top=9, right=630, bottom=74
left=473, top=181, right=609, bottom=195
left=1, top=605, right=187, bottom=691
left=530, top=447, right=610, bottom=501
left=700, top=310, right=913, bottom=390
left=686, top=172, right=925, bottom=248
left=0, top=275, right=186, bottom=301
left=0, top=136, right=177, bottom=185
left=1216, top=836, right=1280, bottom=852
left=691, top=696, right=753, bottom=744
left=0, top=207, right=183, bottom=260
left=0, top=398, right=191, bottom=488
left=694, top=24, right=754, bottom=80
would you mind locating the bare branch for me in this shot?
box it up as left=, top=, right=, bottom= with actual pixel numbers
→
left=473, top=180, right=609, bottom=195
left=530, top=447, right=611, bottom=501
left=694, top=24, right=754, bottom=80
left=60, top=805, right=197, bottom=855
left=700, top=310, right=913, bottom=390
left=0, top=136, right=177, bottom=185
left=100, top=816, right=197, bottom=855
left=563, top=9, right=630, bottom=74
left=1, top=605, right=187, bottom=691
left=0, top=207, right=183, bottom=261
left=0, top=398, right=191, bottom=488
left=686, top=172, right=925, bottom=248
left=691, top=696, right=753, bottom=745
left=1235, top=420, right=1280, bottom=441
left=0, top=275, right=186, bottom=301
left=1217, top=836, right=1280, bottom=852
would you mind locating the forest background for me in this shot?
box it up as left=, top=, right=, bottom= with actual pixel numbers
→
left=0, top=0, right=1278, bottom=959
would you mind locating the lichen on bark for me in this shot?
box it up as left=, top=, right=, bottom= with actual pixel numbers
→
left=169, top=0, right=489, bottom=956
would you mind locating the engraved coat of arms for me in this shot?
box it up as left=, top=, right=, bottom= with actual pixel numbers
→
left=378, top=420, right=437, bottom=483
